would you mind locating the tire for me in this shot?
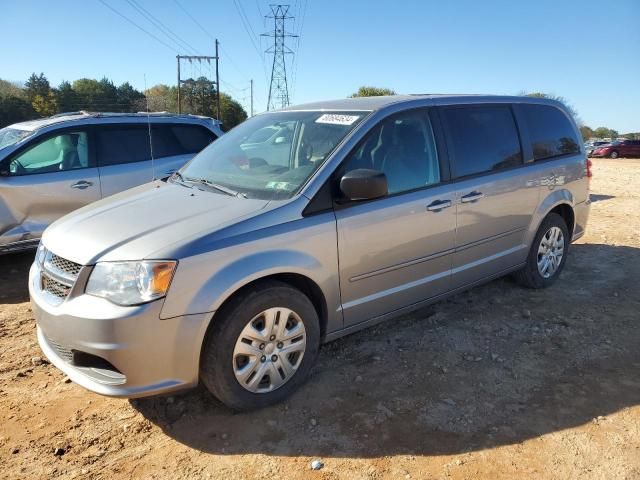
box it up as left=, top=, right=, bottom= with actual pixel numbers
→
left=514, top=213, right=570, bottom=289
left=200, top=280, right=320, bottom=411
left=609, top=150, right=619, bottom=159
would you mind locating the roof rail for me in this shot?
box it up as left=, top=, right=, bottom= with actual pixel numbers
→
left=48, top=111, right=90, bottom=118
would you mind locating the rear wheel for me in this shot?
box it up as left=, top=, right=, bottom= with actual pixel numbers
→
left=200, top=280, right=320, bottom=411
left=514, top=213, right=569, bottom=289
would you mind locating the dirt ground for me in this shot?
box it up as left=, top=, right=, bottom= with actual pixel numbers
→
left=1, top=158, right=640, bottom=480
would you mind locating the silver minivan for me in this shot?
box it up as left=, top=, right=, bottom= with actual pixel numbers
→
left=0, top=112, right=222, bottom=253
left=29, top=95, right=590, bottom=410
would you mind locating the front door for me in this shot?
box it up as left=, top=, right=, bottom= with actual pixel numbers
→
left=0, top=130, right=99, bottom=246
left=335, top=109, right=456, bottom=327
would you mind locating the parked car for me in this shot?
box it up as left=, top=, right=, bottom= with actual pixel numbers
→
left=0, top=112, right=223, bottom=253
left=30, top=95, right=590, bottom=410
left=584, top=141, right=607, bottom=156
left=590, top=139, right=640, bottom=158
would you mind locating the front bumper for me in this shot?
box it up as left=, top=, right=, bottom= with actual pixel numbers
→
left=29, top=261, right=212, bottom=398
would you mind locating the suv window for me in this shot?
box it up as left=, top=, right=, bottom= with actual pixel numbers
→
left=342, top=109, right=440, bottom=195
left=96, top=127, right=151, bottom=166
left=151, top=124, right=217, bottom=159
left=442, top=105, right=522, bottom=178
left=521, top=104, right=580, bottom=160
left=8, top=131, right=89, bottom=176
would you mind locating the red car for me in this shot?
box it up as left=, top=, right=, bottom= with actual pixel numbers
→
left=590, top=140, right=640, bottom=159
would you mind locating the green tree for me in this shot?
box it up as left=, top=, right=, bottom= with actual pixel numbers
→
left=117, top=82, right=145, bottom=112
left=144, top=84, right=178, bottom=112
left=55, top=81, right=77, bottom=113
left=219, top=92, right=247, bottom=129
left=523, top=92, right=578, bottom=119
left=350, top=86, right=396, bottom=98
left=0, top=79, right=24, bottom=99
left=579, top=125, right=594, bottom=142
left=0, top=96, right=35, bottom=127
left=32, top=91, right=57, bottom=116
left=593, top=127, right=619, bottom=139
left=24, top=72, right=51, bottom=102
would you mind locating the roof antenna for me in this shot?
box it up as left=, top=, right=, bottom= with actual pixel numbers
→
left=144, top=74, right=156, bottom=181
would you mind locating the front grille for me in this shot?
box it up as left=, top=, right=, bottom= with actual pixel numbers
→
left=47, top=337, right=74, bottom=363
left=40, top=250, right=82, bottom=303
left=42, top=275, right=72, bottom=299
left=50, top=254, right=82, bottom=277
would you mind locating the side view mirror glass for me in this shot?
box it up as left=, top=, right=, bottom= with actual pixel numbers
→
left=340, top=169, right=388, bottom=201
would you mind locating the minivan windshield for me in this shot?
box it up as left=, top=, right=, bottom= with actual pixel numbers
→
left=0, top=127, right=32, bottom=150
left=177, top=110, right=368, bottom=200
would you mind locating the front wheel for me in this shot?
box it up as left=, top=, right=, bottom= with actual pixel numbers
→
left=609, top=150, right=619, bottom=159
left=514, top=213, right=570, bottom=289
left=200, top=280, right=320, bottom=411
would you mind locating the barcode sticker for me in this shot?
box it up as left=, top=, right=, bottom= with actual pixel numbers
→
left=315, top=114, right=360, bottom=125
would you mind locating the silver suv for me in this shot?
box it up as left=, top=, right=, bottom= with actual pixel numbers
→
left=0, top=112, right=222, bottom=253
left=29, top=95, right=590, bottom=410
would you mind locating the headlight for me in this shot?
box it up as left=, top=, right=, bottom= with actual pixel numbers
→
left=85, top=260, right=177, bottom=306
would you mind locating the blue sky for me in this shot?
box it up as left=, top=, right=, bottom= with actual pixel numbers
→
left=1, top=0, right=639, bottom=131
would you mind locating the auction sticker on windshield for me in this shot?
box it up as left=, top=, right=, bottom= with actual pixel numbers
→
left=315, top=114, right=360, bottom=125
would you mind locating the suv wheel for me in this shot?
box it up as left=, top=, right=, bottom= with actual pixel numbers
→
left=609, top=150, right=619, bottom=159
left=200, top=280, right=320, bottom=411
left=514, top=213, right=569, bottom=289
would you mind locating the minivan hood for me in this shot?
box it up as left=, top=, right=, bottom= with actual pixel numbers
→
left=42, top=181, right=270, bottom=265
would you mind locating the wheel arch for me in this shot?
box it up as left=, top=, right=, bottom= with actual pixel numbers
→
left=527, top=189, right=576, bottom=246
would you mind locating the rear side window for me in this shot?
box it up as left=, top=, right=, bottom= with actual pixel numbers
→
left=521, top=104, right=580, bottom=160
left=96, top=127, right=151, bottom=166
left=151, top=124, right=216, bottom=158
left=442, top=105, right=522, bottom=178
left=171, top=125, right=216, bottom=153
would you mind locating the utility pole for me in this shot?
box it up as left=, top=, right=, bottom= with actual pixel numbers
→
left=176, top=53, right=219, bottom=117
left=250, top=79, right=254, bottom=117
left=215, top=39, right=221, bottom=121
left=176, top=56, right=181, bottom=114
left=262, top=5, right=297, bottom=111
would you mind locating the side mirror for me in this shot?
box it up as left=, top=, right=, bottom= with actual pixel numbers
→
left=273, top=136, right=287, bottom=145
left=340, top=169, right=388, bottom=201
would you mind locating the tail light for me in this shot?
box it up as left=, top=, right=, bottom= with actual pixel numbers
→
left=586, top=158, right=593, bottom=178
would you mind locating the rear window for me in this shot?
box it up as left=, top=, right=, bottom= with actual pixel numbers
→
left=442, top=105, right=522, bottom=178
left=96, top=127, right=151, bottom=166
left=521, top=104, right=580, bottom=161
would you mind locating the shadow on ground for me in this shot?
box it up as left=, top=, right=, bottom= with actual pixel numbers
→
left=130, top=243, right=640, bottom=457
left=1, top=251, right=34, bottom=304
left=589, top=194, right=616, bottom=203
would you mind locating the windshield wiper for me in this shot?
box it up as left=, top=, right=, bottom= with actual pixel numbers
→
left=169, top=171, right=193, bottom=188
left=185, top=177, right=244, bottom=197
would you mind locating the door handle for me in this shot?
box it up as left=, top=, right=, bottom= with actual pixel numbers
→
left=461, top=191, right=485, bottom=203
left=426, top=199, right=452, bottom=212
left=70, top=181, right=93, bottom=190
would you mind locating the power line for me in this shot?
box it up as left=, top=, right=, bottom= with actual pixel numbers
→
left=97, top=0, right=180, bottom=53
left=172, top=0, right=215, bottom=41
left=231, top=0, right=264, bottom=62
left=125, top=0, right=200, bottom=55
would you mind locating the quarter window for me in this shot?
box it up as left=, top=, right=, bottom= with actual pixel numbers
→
left=342, top=110, right=440, bottom=195
left=442, top=106, right=522, bottom=178
left=96, top=127, right=151, bottom=166
left=521, top=104, right=580, bottom=160
left=8, top=131, right=89, bottom=176
left=151, top=125, right=217, bottom=159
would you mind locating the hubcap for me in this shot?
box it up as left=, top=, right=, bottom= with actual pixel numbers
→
left=537, top=226, right=565, bottom=279
left=232, top=307, right=306, bottom=393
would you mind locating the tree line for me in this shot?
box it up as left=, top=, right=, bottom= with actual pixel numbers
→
left=350, top=86, right=639, bottom=141
left=0, top=73, right=247, bottom=130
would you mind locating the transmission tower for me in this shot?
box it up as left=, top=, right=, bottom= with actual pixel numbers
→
left=262, top=5, right=297, bottom=111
